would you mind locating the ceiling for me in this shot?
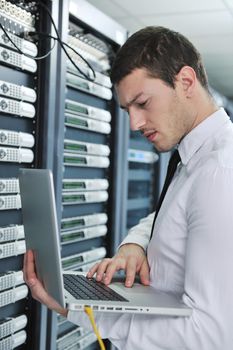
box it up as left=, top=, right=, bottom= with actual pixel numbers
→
left=86, top=0, right=233, bottom=99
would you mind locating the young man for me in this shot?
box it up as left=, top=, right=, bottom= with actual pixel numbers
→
left=24, top=27, right=233, bottom=349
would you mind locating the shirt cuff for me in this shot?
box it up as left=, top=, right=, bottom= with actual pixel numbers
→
left=120, top=233, right=149, bottom=251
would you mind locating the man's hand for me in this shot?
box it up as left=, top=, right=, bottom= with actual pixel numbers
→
left=87, top=243, right=150, bottom=287
left=23, top=250, right=68, bottom=317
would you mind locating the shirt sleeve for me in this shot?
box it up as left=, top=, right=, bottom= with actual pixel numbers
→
left=119, top=212, right=155, bottom=251
left=68, top=165, right=233, bottom=349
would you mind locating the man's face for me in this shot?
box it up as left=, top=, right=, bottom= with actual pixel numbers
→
left=116, top=68, right=194, bottom=152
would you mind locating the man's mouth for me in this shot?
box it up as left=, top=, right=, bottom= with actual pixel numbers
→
left=143, top=131, right=157, bottom=142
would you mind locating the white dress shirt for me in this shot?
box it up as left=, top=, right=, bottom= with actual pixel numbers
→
left=68, top=108, right=233, bottom=349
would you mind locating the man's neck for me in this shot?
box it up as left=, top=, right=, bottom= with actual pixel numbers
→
left=191, top=91, right=219, bottom=130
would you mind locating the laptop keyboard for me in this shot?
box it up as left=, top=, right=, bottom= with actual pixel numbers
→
left=63, top=274, right=128, bottom=302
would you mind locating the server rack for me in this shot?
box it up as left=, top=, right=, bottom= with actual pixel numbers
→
left=0, top=1, right=51, bottom=349
left=42, top=1, right=128, bottom=349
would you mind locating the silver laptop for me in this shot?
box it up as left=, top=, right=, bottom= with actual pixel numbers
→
left=19, top=168, right=192, bottom=316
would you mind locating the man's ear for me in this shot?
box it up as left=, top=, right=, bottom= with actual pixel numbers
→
left=176, top=66, right=196, bottom=98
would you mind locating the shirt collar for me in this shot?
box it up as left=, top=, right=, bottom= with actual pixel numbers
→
left=178, top=108, right=230, bottom=165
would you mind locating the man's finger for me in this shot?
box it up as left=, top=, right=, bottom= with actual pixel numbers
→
left=23, top=250, right=37, bottom=287
left=103, top=258, right=126, bottom=285
left=139, top=259, right=150, bottom=285
left=89, top=258, right=112, bottom=281
left=125, top=256, right=137, bottom=287
left=86, top=262, right=100, bottom=278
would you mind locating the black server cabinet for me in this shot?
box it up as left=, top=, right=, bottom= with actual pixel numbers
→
left=0, top=1, right=67, bottom=349
left=43, top=1, right=128, bottom=349
left=0, top=1, right=54, bottom=349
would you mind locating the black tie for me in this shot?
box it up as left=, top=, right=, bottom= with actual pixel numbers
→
left=150, top=149, right=181, bottom=239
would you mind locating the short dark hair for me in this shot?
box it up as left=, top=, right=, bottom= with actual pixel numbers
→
left=111, top=26, right=209, bottom=90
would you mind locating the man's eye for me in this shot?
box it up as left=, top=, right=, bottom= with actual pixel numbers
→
left=137, top=101, right=147, bottom=108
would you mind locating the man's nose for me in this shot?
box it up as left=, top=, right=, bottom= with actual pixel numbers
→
left=129, top=110, right=145, bottom=131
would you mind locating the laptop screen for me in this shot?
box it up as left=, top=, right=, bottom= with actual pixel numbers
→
left=19, top=168, right=65, bottom=307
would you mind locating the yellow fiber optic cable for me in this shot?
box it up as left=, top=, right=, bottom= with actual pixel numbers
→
left=84, top=306, right=106, bottom=350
